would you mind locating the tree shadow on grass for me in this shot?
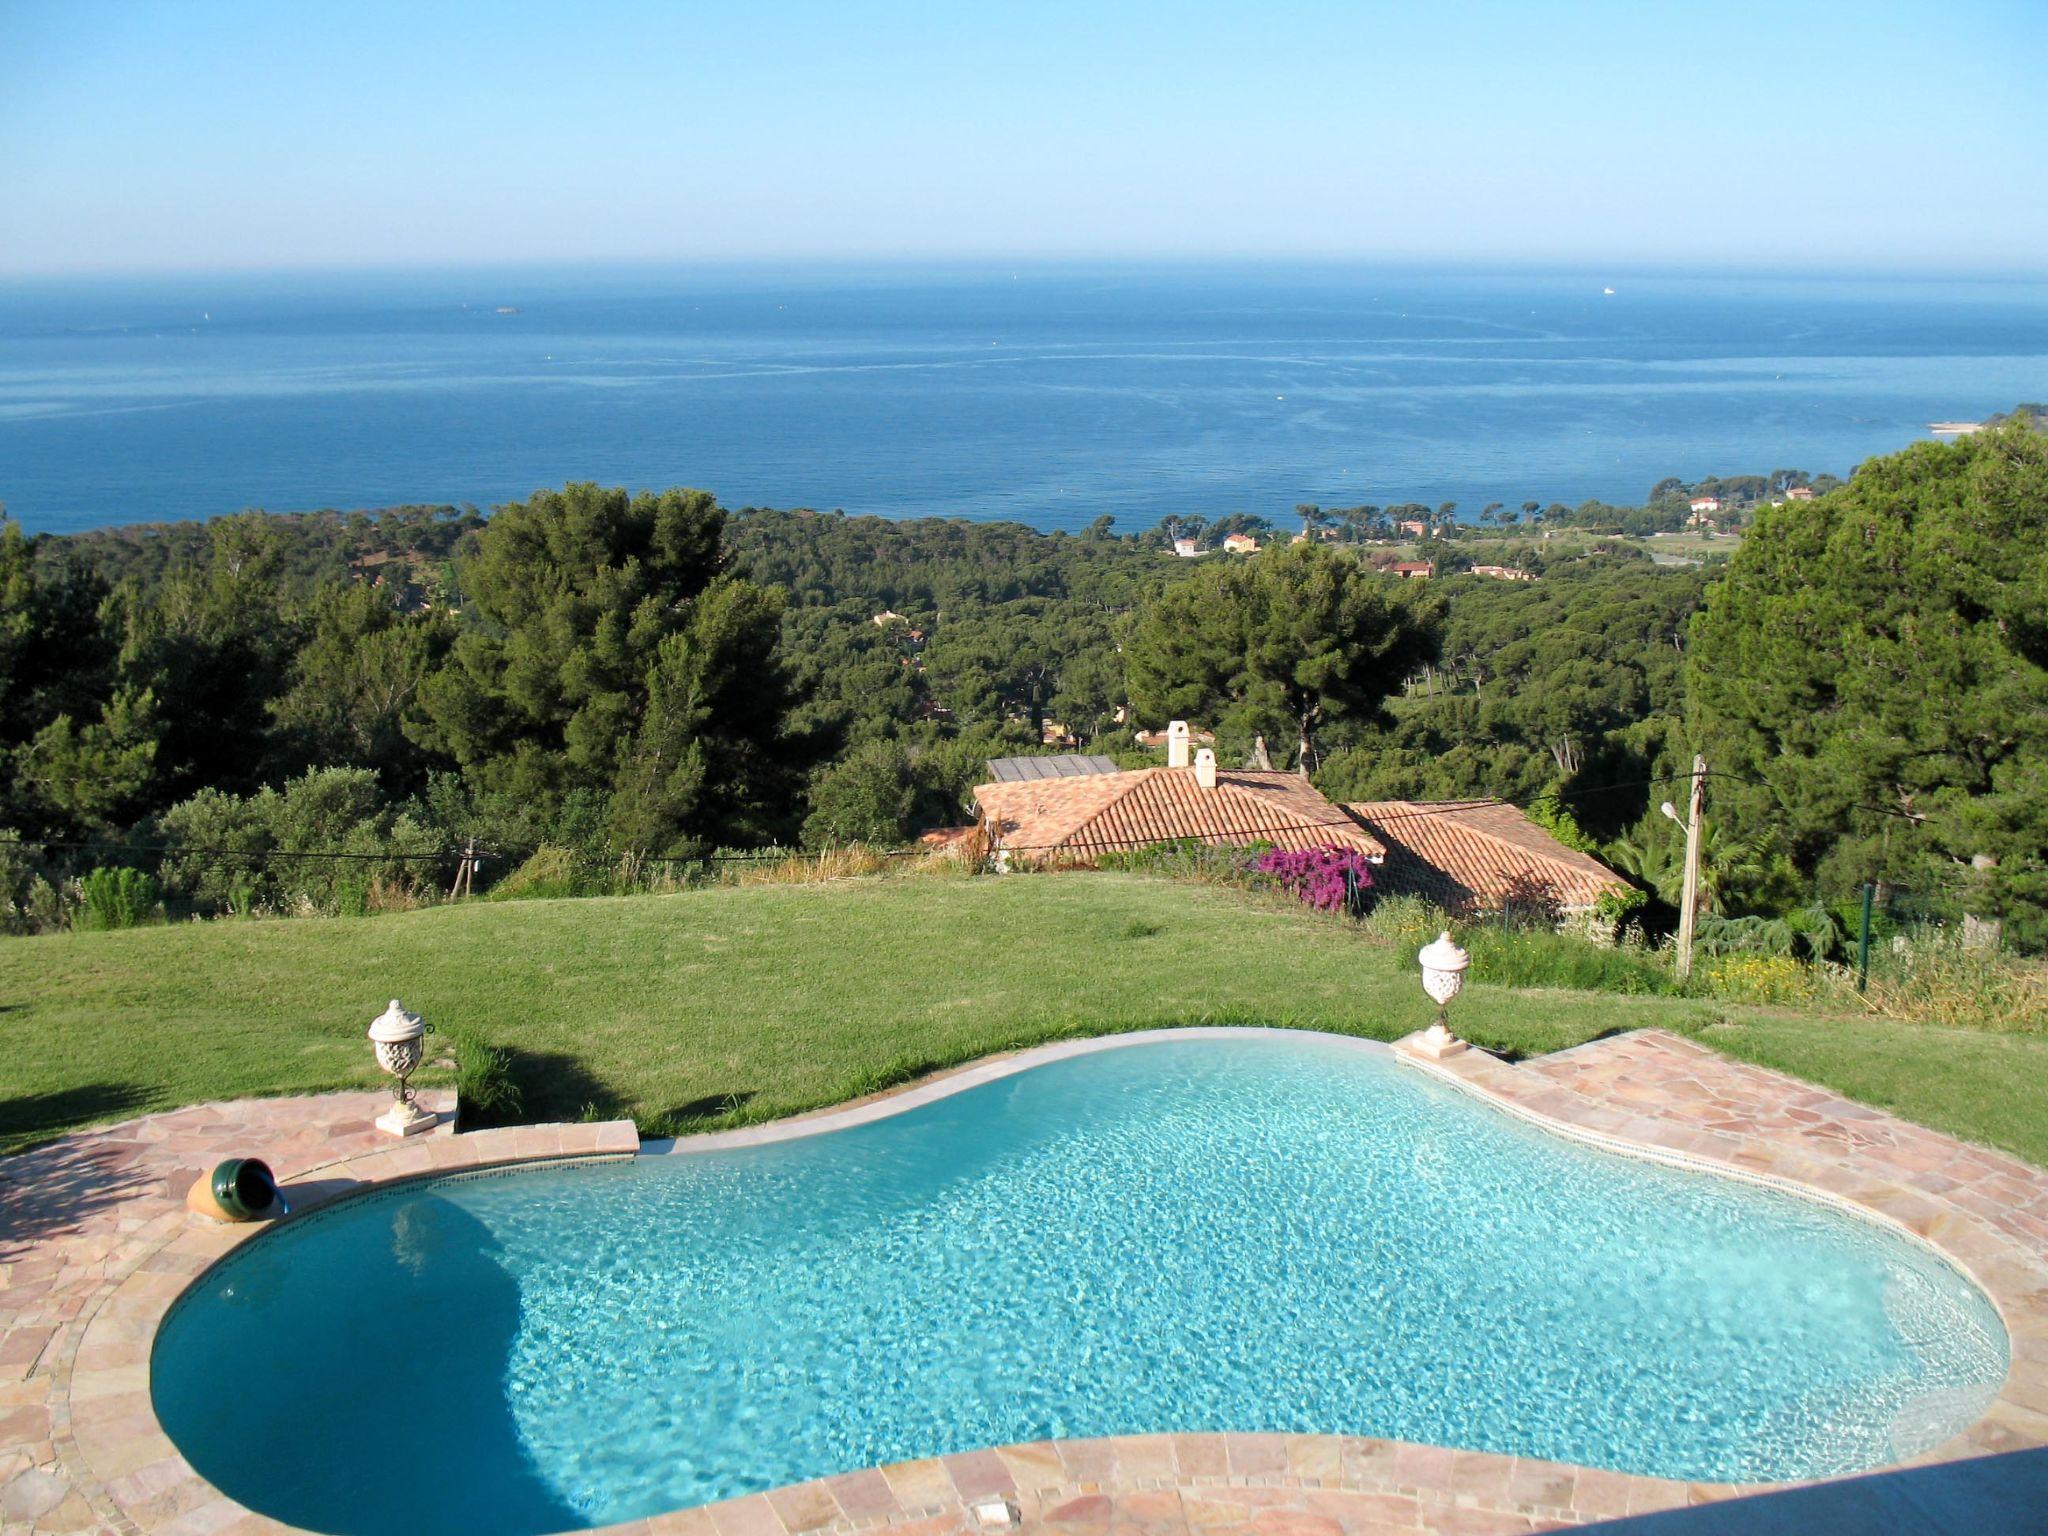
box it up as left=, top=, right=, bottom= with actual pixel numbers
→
left=480, top=1050, right=624, bottom=1128
left=656, top=1089, right=758, bottom=1126
left=0, top=1081, right=157, bottom=1155
left=0, top=1085, right=162, bottom=1258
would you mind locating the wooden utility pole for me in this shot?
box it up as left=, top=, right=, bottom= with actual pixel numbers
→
left=1671, top=755, right=1706, bottom=979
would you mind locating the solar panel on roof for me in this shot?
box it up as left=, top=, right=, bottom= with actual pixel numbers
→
left=985, top=754, right=1121, bottom=783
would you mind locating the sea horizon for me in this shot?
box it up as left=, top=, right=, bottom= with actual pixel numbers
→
left=5, top=261, right=2044, bottom=536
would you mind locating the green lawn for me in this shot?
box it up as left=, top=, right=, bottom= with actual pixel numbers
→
left=5, top=872, right=2044, bottom=1164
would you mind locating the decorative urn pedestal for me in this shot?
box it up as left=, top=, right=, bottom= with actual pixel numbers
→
left=1408, top=930, right=1472, bottom=1059
left=369, top=998, right=438, bottom=1137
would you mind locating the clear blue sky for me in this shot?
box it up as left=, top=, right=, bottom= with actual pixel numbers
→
left=3, top=0, right=2042, bottom=277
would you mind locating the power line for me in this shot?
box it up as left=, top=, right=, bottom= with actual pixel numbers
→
left=9, top=765, right=1939, bottom=877
left=1696, top=770, right=1933, bottom=825
left=1, top=838, right=466, bottom=863
left=0, top=834, right=925, bottom=869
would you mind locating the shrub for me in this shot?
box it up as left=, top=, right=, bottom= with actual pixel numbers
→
left=363, top=875, right=426, bottom=915
left=1592, top=885, right=1648, bottom=927
left=1834, top=924, right=2048, bottom=1033
left=1782, top=901, right=1848, bottom=963
left=1095, top=840, right=1256, bottom=885
left=155, top=768, right=447, bottom=917
left=1252, top=845, right=1374, bottom=914
left=75, top=867, right=161, bottom=931
left=490, top=844, right=590, bottom=901
left=1457, top=924, right=1682, bottom=996
left=19, top=876, right=65, bottom=935
left=1359, top=893, right=1441, bottom=948
left=801, top=741, right=917, bottom=849
left=735, top=845, right=888, bottom=885
left=451, top=1033, right=523, bottom=1127
left=1699, top=952, right=1817, bottom=1006
left=0, top=839, right=67, bottom=936
left=329, top=874, right=372, bottom=918
left=1496, top=871, right=1563, bottom=930
left=1695, top=913, right=1799, bottom=958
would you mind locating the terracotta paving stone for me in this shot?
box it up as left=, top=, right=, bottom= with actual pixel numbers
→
left=1248, top=1510, right=1343, bottom=1536
left=766, top=1479, right=846, bottom=1533
left=1302, top=1488, right=1424, bottom=1527
left=1224, top=1436, right=1290, bottom=1478
left=1047, top=1495, right=1116, bottom=1523
left=1055, top=1438, right=1122, bottom=1484
left=1108, top=1437, right=1179, bottom=1481
left=644, top=1507, right=720, bottom=1536
left=824, top=1467, right=904, bottom=1522
left=999, top=1442, right=1070, bottom=1492
left=1502, top=1462, right=1574, bottom=1514
left=1181, top=1493, right=1269, bottom=1527
left=1445, top=1453, right=1515, bottom=1507
left=1337, top=1440, right=1403, bottom=1489
left=7, top=1029, right=2048, bottom=1536
left=1171, top=1435, right=1232, bottom=1479
left=942, top=1448, right=1018, bottom=1501
left=882, top=1458, right=962, bottom=1510
left=706, top=1495, right=785, bottom=1536
left=1391, top=1444, right=1456, bottom=1491
left=1283, top=1437, right=1343, bottom=1483
left=1116, top=1489, right=1188, bottom=1523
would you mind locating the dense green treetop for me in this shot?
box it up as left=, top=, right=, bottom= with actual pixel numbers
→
left=1125, top=542, right=1440, bottom=772
left=1689, top=424, right=2048, bottom=937
left=407, top=483, right=804, bottom=854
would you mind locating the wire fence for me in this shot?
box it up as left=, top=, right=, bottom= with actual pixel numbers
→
left=0, top=770, right=1690, bottom=876
left=4, top=764, right=2026, bottom=971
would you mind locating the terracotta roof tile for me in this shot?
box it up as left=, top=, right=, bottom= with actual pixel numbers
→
left=1345, top=800, right=1629, bottom=912
left=975, top=768, right=1383, bottom=864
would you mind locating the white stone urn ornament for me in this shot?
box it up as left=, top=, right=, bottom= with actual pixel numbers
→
left=1414, top=931, right=1471, bottom=1058
left=369, top=998, right=437, bottom=1137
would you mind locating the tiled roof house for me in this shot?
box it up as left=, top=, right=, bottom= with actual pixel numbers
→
left=975, top=764, right=1383, bottom=867
left=1346, top=800, right=1629, bottom=914
left=968, top=727, right=1629, bottom=915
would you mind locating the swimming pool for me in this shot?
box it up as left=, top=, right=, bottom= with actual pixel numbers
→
left=151, top=1033, right=2007, bottom=1536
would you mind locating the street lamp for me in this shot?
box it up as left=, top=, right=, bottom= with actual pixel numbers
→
left=1412, top=931, right=1471, bottom=1058
left=368, top=998, right=437, bottom=1137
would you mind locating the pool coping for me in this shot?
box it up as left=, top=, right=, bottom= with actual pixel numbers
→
left=41, top=1026, right=2048, bottom=1535
left=637, top=1025, right=1391, bottom=1155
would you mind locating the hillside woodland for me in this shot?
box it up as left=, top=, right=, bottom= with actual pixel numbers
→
left=2, top=426, right=2042, bottom=947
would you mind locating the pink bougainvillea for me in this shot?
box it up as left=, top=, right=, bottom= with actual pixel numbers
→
left=1252, top=844, right=1375, bottom=913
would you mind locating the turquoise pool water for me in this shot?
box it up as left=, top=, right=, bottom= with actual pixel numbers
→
left=151, top=1035, right=2007, bottom=1536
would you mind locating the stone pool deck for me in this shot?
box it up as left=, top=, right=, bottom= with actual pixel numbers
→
left=2, top=1028, right=2045, bottom=1535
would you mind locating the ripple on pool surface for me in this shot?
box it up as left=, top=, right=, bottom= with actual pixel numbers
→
left=152, top=1034, right=2007, bottom=1536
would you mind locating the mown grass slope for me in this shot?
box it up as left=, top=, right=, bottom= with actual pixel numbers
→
left=5, top=873, right=2043, bottom=1163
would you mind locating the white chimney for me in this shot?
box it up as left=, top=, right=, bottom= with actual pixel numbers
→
left=1194, top=747, right=1217, bottom=788
left=1166, top=720, right=1191, bottom=768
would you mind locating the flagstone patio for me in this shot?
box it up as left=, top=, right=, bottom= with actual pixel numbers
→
left=2, top=1028, right=2044, bottom=1536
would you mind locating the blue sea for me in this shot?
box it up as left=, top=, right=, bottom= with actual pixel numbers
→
left=3, top=265, right=2045, bottom=535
